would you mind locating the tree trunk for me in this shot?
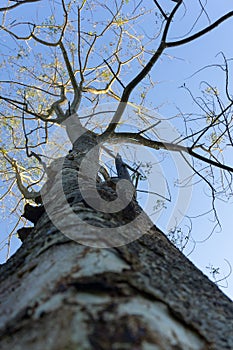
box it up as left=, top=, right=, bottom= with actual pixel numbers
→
left=0, top=151, right=233, bottom=350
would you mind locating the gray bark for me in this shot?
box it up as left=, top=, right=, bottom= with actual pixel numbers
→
left=0, top=150, right=233, bottom=350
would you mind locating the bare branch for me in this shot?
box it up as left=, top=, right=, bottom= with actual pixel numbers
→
left=152, top=0, right=168, bottom=20
left=0, top=0, right=40, bottom=12
left=77, top=7, right=84, bottom=83
left=102, top=0, right=182, bottom=136
left=166, top=11, right=233, bottom=47
left=105, top=132, right=233, bottom=173
left=59, top=42, right=81, bottom=116
left=0, top=148, right=40, bottom=200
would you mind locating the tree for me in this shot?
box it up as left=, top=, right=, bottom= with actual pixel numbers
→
left=0, top=0, right=233, bottom=348
left=0, top=0, right=40, bottom=12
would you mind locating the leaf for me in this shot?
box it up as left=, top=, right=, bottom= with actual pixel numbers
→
left=81, top=0, right=87, bottom=9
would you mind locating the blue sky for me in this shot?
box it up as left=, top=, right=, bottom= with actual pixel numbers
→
left=1, top=0, right=233, bottom=299
left=146, top=0, right=233, bottom=299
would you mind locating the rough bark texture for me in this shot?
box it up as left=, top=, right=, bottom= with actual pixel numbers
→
left=0, top=151, right=233, bottom=350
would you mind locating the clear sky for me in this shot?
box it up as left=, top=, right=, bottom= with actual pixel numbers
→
left=0, top=0, right=233, bottom=300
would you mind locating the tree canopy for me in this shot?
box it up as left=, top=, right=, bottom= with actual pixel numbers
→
left=0, top=0, right=233, bottom=296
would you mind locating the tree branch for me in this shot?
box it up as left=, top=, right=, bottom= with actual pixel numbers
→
left=102, top=0, right=182, bottom=136
left=152, top=0, right=168, bottom=20
left=0, top=0, right=40, bottom=12
left=106, top=132, right=233, bottom=173
left=59, top=42, right=81, bottom=117
left=166, top=11, right=233, bottom=47
left=0, top=148, right=40, bottom=200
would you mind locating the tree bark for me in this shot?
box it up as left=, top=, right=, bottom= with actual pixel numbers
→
left=0, top=152, right=233, bottom=350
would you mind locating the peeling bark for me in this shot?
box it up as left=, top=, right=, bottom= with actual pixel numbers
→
left=0, top=152, right=233, bottom=350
